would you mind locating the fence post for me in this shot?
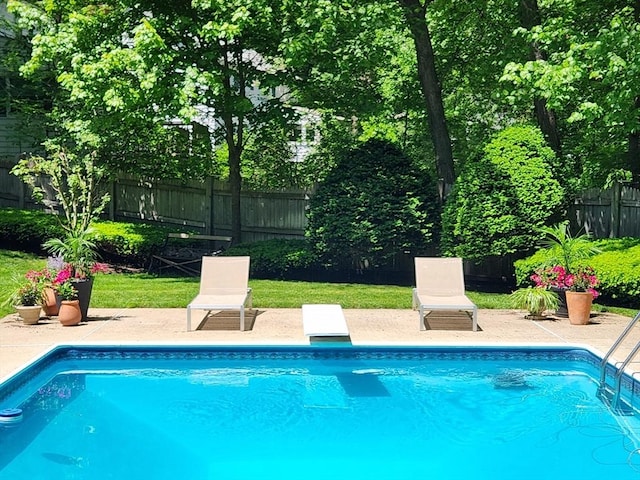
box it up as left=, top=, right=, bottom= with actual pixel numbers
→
left=205, top=176, right=213, bottom=235
left=611, top=181, right=621, bottom=238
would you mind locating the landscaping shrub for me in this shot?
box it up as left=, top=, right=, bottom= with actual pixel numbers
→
left=0, top=208, right=169, bottom=266
left=514, top=237, right=640, bottom=307
left=90, top=221, right=168, bottom=265
left=0, top=208, right=63, bottom=252
left=441, top=124, right=565, bottom=261
left=306, top=139, right=440, bottom=270
left=224, top=239, right=319, bottom=279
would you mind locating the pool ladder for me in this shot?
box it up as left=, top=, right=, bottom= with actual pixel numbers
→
left=596, top=311, right=640, bottom=415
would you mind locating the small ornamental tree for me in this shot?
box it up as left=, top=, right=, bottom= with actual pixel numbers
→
left=441, top=124, right=565, bottom=261
left=306, top=139, right=439, bottom=270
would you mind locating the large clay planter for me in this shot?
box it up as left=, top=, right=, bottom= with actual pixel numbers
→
left=58, top=300, right=82, bottom=326
left=565, top=291, right=593, bottom=325
left=14, top=305, right=42, bottom=325
left=55, top=279, right=93, bottom=322
left=42, top=287, right=59, bottom=316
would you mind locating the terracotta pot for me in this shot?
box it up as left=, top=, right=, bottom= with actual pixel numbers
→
left=56, top=279, right=93, bottom=322
left=42, top=287, right=59, bottom=316
left=15, top=305, right=42, bottom=325
left=565, top=291, right=593, bottom=325
left=58, top=300, right=82, bottom=326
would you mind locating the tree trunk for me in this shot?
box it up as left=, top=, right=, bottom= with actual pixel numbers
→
left=629, top=96, right=640, bottom=183
left=398, top=0, right=455, bottom=197
left=227, top=140, right=242, bottom=243
left=519, top=0, right=562, bottom=155
left=221, top=40, right=244, bottom=244
left=630, top=2, right=640, bottom=183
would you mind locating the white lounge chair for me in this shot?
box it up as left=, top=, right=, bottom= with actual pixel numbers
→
left=412, top=257, right=478, bottom=331
left=302, top=304, right=350, bottom=337
left=187, top=256, right=252, bottom=331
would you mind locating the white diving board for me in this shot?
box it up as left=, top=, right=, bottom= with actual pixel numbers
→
left=302, top=304, right=350, bottom=337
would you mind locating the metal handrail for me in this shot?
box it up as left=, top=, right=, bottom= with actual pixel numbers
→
left=597, top=311, right=640, bottom=409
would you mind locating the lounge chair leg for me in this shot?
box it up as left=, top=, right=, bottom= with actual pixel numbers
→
left=240, top=307, right=245, bottom=331
left=187, top=308, right=191, bottom=331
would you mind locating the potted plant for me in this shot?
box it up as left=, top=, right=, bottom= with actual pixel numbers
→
left=534, top=223, right=601, bottom=324
left=510, top=286, right=559, bottom=320
left=12, top=146, right=111, bottom=322
left=48, top=249, right=108, bottom=322
left=6, top=272, right=46, bottom=325
left=54, top=280, right=81, bottom=326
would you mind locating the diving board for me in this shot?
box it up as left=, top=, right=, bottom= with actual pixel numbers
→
left=302, top=304, right=349, bottom=337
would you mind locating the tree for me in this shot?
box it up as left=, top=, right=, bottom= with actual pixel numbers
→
left=398, top=0, right=454, bottom=192
left=501, top=0, right=640, bottom=185
left=9, top=0, right=300, bottom=242
left=280, top=0, right=456, bottom=196
left=307, top=139, right=440, bottom=270
left=441, top=124, right=565, bottom=261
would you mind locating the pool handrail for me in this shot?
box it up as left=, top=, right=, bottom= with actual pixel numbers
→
left=597, top=310, right=640, bottom=411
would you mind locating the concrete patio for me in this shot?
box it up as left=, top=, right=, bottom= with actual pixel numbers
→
left=1, top=307, right=639, bottom=382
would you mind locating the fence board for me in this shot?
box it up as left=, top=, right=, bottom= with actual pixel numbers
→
left=2, top=158, right=638, bottom=241
left=569, top=184, right=640, bottom=238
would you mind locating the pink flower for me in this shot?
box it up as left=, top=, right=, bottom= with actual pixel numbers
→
left=54, top=268, right=72, bottom=285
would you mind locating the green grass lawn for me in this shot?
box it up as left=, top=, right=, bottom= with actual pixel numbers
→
left=1, top=249, right=636, bottom=318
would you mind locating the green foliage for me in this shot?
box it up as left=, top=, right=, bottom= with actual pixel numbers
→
left=6, top=273, right=45, bottom=307
left=538, top=222, right=600, bottom=274
left=11, top=147, right=110, bottom=237
left=500, top=3, right=640, bottom=185
left=441, top=124, right=565, bottom=261
left=225, top=239, right=319, bottom=279
left=510, top=287, right=559, bottom=317
left=306, top=139, right=439, bottom=269
left=515, top=238, right=640, bottom=308
left=0, top=208, right=168, bottom=266
left=0, top=208, right=63, bottom=252
left=91, top=221, right=167, bottom=265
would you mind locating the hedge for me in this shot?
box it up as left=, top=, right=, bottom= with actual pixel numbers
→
left=514, top=237, right=640, bottom=307
left=0, top=208, right=169, bottom=267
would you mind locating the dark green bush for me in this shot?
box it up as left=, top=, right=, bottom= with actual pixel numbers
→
left=225, top=239, right=319, bottom=279
left=441, top=124, right=565, bottom=261
left=306, top=139, right=440, bottom=270
left=514, top=237, right=640, bottom=307
left=91, top=221, right=168, bottom=265
left=0, top=208, right=169, bottom=266
left=0, top=208, right=63, bottom=252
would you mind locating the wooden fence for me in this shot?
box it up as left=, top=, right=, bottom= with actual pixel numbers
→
left=568, top=183, right=640, bottom=238
left=109, top=175, right=310, bottom=242
left=0, top=166, right=310, bottom=242
left=2, top=153, right=640, bottom=242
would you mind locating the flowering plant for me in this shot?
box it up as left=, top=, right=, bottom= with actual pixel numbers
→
left=51, top=260, right=109, bottom=284
left=531, top=265, right=599, bottom=297
left=54, top=279, right=78, bottom=301
left=51, top=261, right=108, bottom=300
left=43, top=230, right=108, bottom=280
left=8, top=271, right=46, bottom=306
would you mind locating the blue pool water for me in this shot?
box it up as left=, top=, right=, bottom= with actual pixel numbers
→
left=0, top=346, right=639, bottom=479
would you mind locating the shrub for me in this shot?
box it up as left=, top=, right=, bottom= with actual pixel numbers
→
left=441, top=125, right=565, bottom=261
left=0, top=208, right=63, bottom=252
left=91, top=221, right=167, bottom=265
left=306, top=139, right=440, bottom=270
left=225, top=239, right=319, bottom=279
left=515, top=237, right=640, bottom=307
left=0, top=208, right=169, bottom=266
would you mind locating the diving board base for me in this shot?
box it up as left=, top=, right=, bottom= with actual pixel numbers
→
left=302, top=304, right=350, bottom=338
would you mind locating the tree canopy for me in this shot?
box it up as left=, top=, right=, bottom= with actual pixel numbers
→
left=4, top=0, right=638, bottom=253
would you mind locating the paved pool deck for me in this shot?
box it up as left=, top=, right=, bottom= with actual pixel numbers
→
left=1, top=307, right=639, bottom=382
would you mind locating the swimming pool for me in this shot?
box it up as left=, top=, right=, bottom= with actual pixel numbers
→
left=0, top=345, right=639, bottom=479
